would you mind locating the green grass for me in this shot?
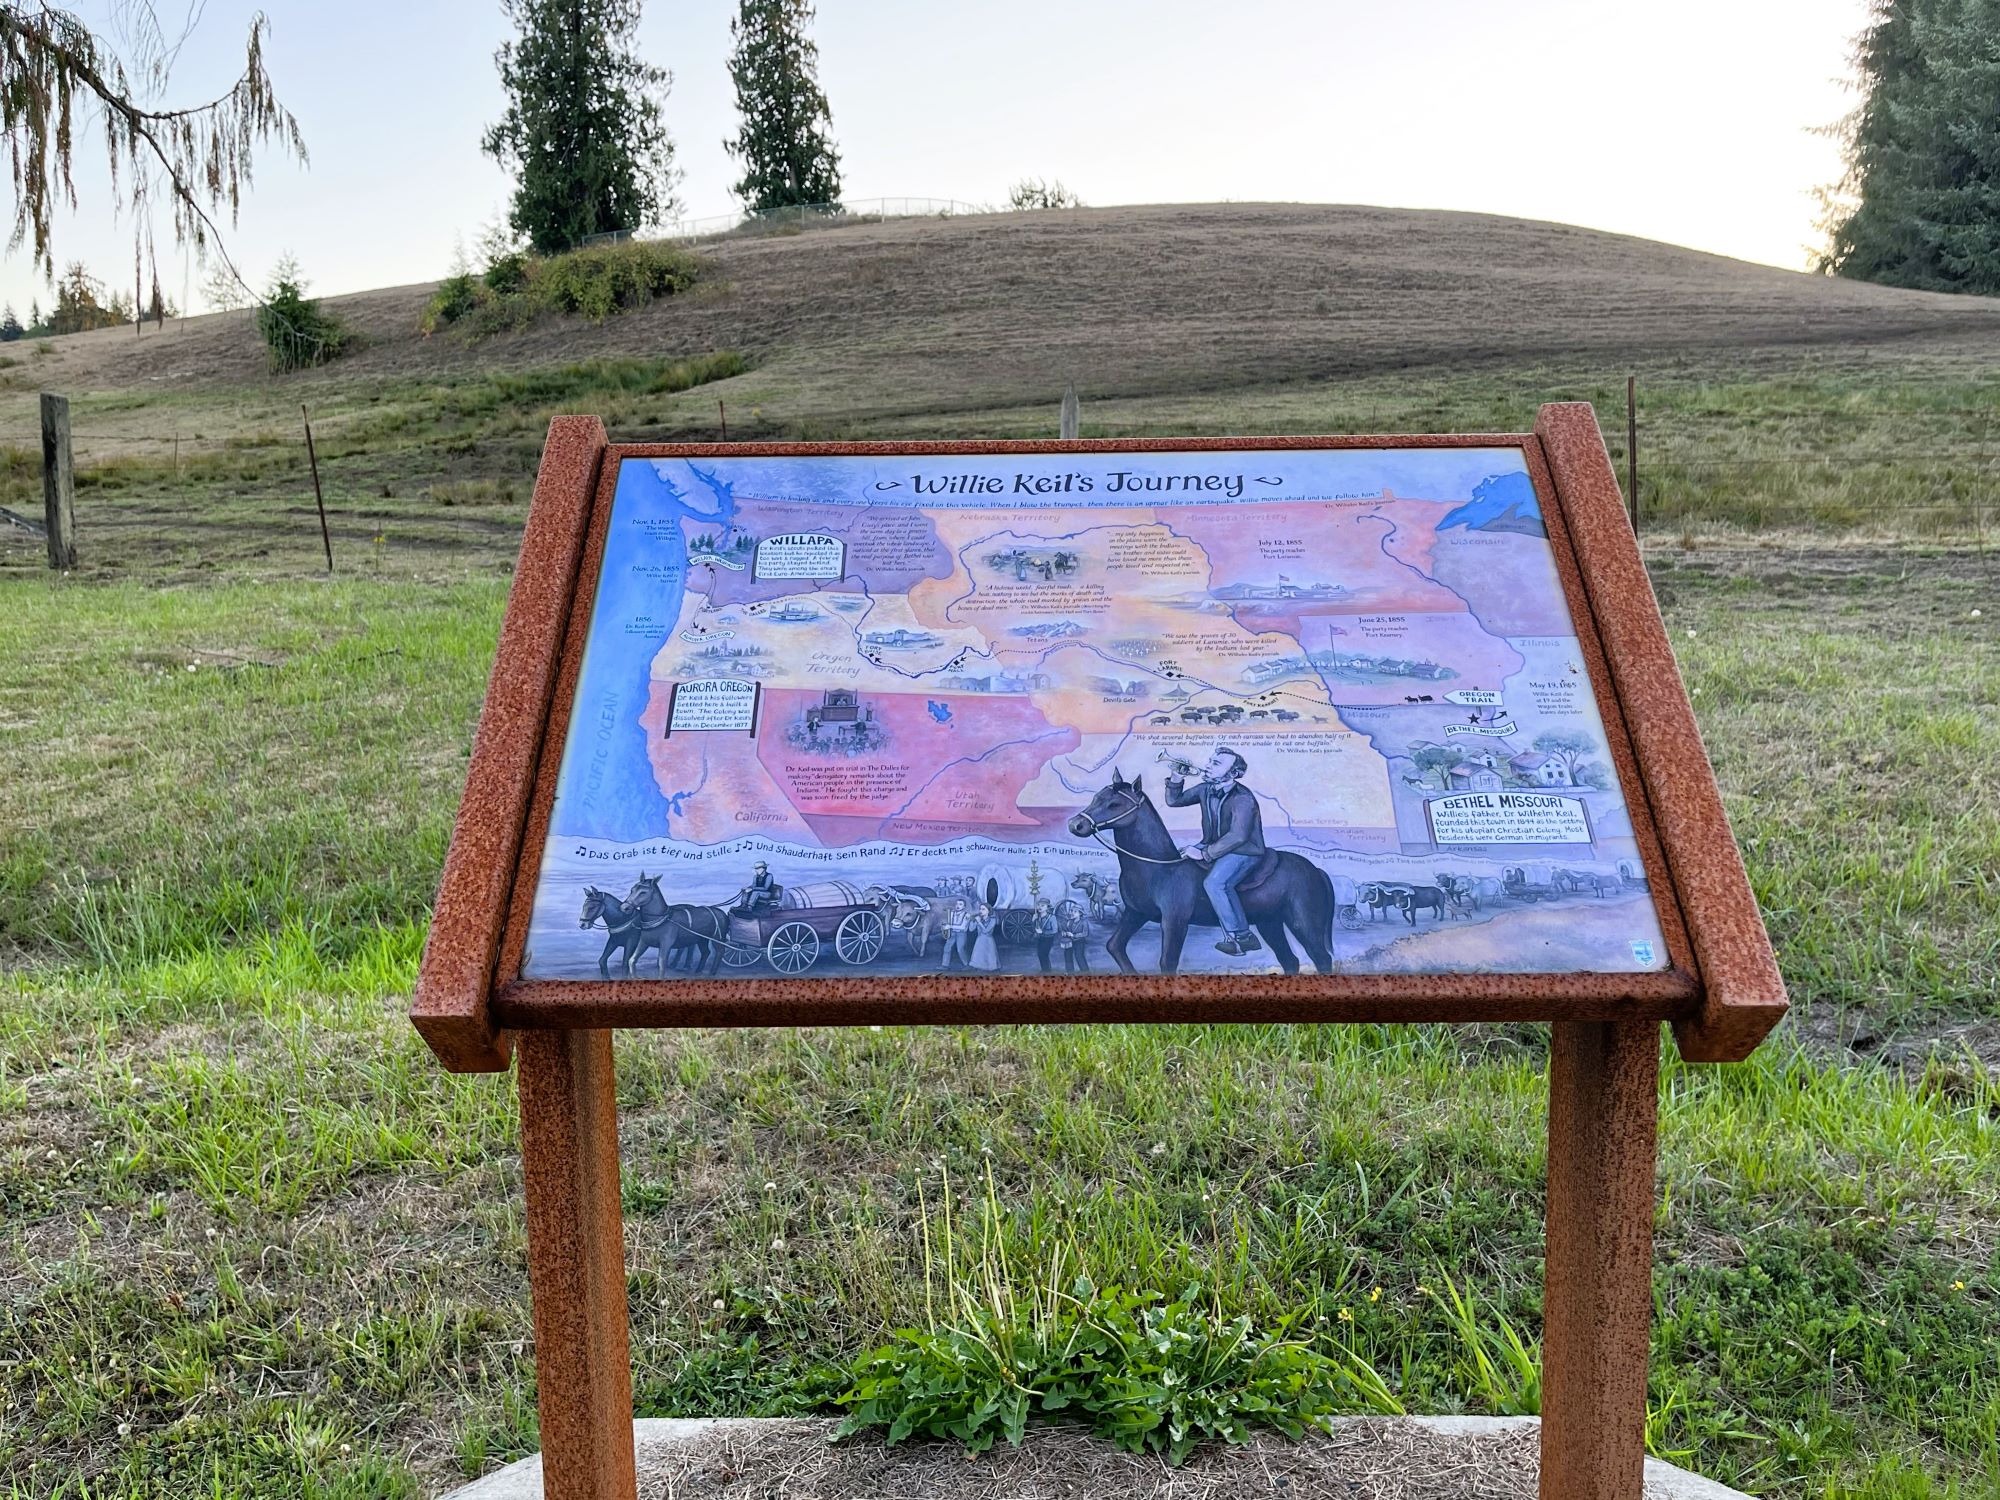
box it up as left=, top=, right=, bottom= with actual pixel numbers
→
left=1, top=551, right=1996, bottom=1496
left=0, top=328, right=1995, bottom=1495
left=2, top=992, right=1995, bottom=1496
left=1656, top=554, right=2000, bottom=1019
left=0, top=579, right=501, bottom=966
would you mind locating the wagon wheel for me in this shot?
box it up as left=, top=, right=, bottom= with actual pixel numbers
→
left=766, top=921, right=819, bottom=973
left=720, top=939, right=763, bottom=968
left=1001, top=909, right=1035, bottom=945
left=834, top=908, right=885, bottom=964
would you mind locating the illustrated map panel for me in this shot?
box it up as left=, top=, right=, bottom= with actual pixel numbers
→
left=522, top=447, right=1670, bottom=982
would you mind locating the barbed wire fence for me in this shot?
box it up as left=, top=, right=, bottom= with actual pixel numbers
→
left=4, top=405, right=1992, bottom=571
left=588, top=197, right=1002, bottom=248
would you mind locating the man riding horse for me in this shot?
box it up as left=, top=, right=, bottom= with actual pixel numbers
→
left=1164, top=746, right=1266, bottom=956
left=1066, top=769, right=1334, bottom=976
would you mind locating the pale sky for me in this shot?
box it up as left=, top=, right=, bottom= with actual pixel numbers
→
left=0, top=0, right=1871, bottom=319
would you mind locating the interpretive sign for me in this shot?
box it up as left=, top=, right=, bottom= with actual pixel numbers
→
left=523, top=444, right=1673, bottom=982
left=409, top=409, right=1786, bottom=1500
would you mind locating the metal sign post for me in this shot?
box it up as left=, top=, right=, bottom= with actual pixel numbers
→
left=413, top=407, right=1785, bottom=1500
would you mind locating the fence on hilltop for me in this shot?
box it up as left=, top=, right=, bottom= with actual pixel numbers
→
left=585, top=197, right=1002, bottom=248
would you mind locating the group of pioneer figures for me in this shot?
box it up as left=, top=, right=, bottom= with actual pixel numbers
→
left=925, top=896, right=1094, bottom=973
left=574, top=746, right=1639, bottom=978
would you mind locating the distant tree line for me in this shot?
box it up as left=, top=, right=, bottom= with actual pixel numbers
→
left=0, top=262, right=183, bottom=340
left=3, top=0, right=1080, bottom=358
left=477, top=1, right=1094, bottom=256
left=1009, top=178, right=1086, bottom=211
left=1822, top=0, right=2000, bottom=295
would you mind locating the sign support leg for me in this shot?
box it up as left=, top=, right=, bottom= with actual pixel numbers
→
left=1540, top=1019, right=1659, bottom=1500
left=518, top=1029, right=638, bottom=1500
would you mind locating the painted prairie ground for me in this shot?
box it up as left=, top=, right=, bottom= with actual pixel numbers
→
left=0, top=206, right=1995, bottom=1499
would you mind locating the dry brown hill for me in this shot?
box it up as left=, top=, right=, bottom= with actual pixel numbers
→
left=20, top=203, right=2000, bottom=423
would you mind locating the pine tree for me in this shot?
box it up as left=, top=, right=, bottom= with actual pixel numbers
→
left=26, top=299, right=41, bottom=333
left=724, top=0, right=842, bottom=214
left=49, top=262, right=118, bottom=333
left=1821, top=0, right=2000, bottom=294
left=0, top=305, right=20, bottom=341
left=482, top=0, right=680, bottom=254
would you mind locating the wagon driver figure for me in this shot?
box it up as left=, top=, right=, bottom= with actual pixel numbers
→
left=729, top=860, right=781, bottom=918
left=1165, top=746, right=1267, bottom=956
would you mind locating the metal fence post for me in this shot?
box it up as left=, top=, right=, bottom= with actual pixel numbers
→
left=1626, top=375, right=1639, bottom=537
left=301, top=404, right=334, bottom=572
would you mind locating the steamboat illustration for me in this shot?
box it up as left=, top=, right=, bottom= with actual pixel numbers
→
left=760, top=601, right=822, bottom=623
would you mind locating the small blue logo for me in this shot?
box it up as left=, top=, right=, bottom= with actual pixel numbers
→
left=1631, top=940, right=1656, bottom=965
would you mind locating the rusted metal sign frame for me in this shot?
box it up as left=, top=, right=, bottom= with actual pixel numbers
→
left=414, top=409, right=1783, bottom=1067
left=409, top=406, right=1786, bottom=1500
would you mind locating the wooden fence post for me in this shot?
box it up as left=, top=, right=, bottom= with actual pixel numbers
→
left=1060, top=382, right=1079, bottom=440
left=40, top=391, right=75, bottom=570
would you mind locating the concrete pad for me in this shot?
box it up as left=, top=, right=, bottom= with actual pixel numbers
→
left=443, top=1415, right=1752, bottom=1499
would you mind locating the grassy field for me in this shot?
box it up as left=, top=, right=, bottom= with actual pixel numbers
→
left=2, top=206, right=1998, bottom=1498
left=1, top=542, right=1993, bottom=1498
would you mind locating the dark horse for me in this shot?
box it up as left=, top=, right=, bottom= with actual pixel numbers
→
left=1066, top=772, right=1336, bottom=975
left=624, top=873, right=730, bottom=975
left=580, top=887, right=669, bottom=978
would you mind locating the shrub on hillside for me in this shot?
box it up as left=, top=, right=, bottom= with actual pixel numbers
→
left=534, top=240, right=701, bottom=319
left=421, top=239, right=703, bottom=337
left=1009, top=177, right=1084, bottom=211
left=422, top=272, right=484, bottom=334
left=258, top=259, right=347, bottom=370
left=483, top=247, right=532, bottom=297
